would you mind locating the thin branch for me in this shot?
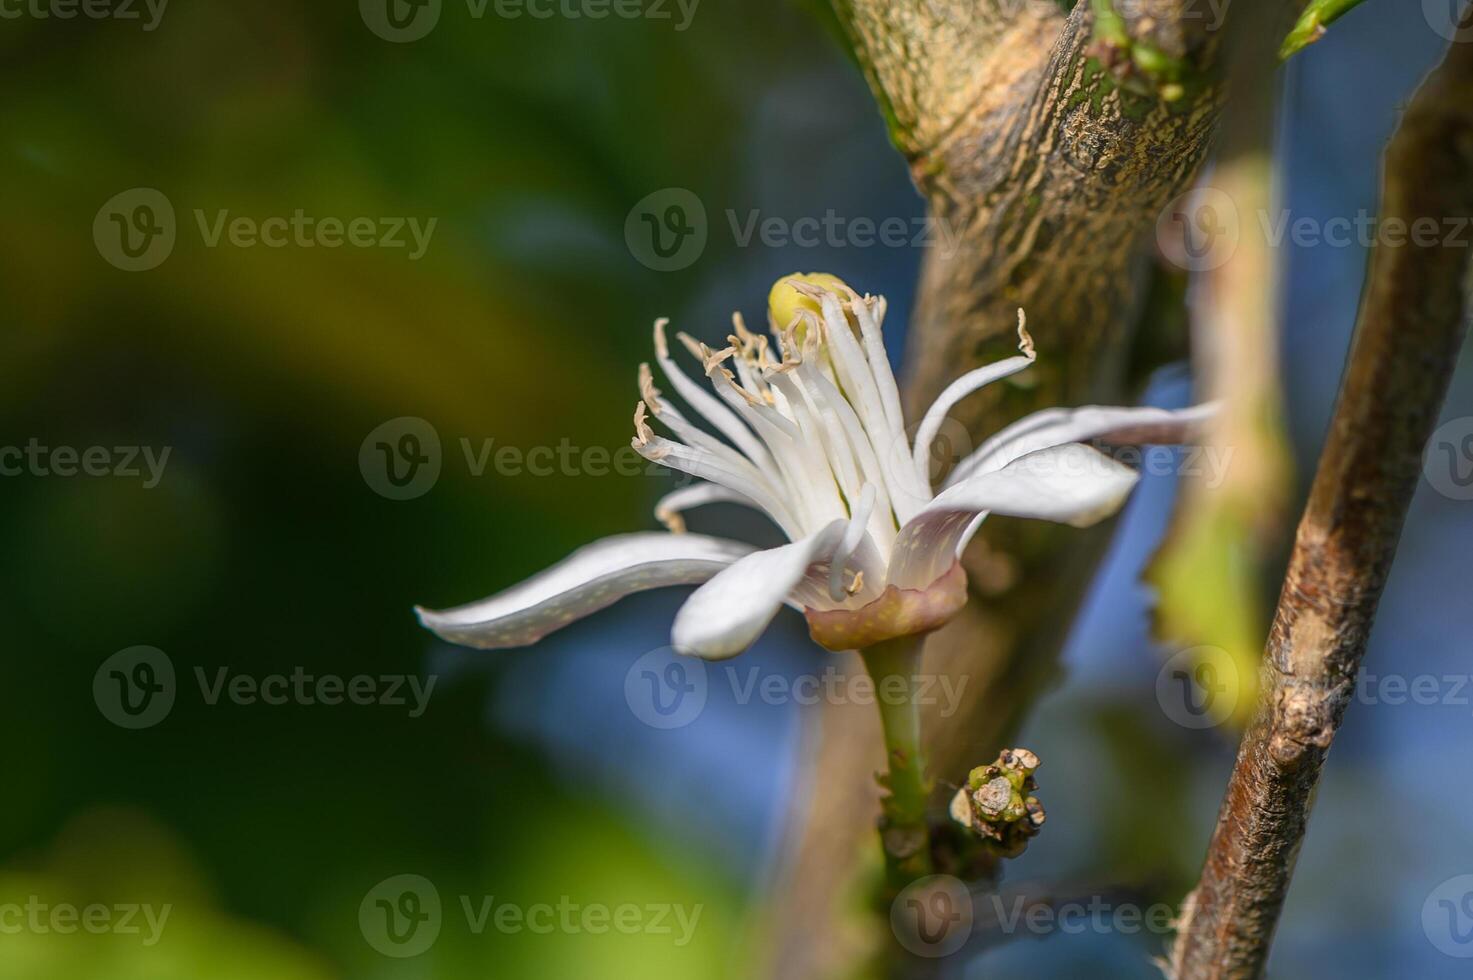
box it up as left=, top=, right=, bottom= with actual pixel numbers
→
left=1167, top=20, right=1473, bottom=979
left=1280, top=0, right=1371, bottom=60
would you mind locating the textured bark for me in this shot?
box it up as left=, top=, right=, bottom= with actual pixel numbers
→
left=909, top=2, right=1227, bottom=792
left=1166, top=26, right=1473, bottom=980
left=762, top=3, right=1231, bottom=977
left=905, top=6, right=1223, bottom=429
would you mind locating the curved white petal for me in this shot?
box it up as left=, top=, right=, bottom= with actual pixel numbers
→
left=416, top=533, right=755, bottom=650
left=671, top=520, right=847, bottom=660
left=634, top=436, right=803, bottom=539
left=653, top=483, right=767, bottom=533
left=888, top=444, right=1139, bottom=589
left=912, top=354, right=1035, bottom=488
left=652, top=319, right=772, bottom=469
left=850, top=292, right=906, bottom=438
left=947, top=402, right=1217, bottom=487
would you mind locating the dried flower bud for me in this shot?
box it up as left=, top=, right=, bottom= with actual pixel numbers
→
left=950, top=747, right=1046, bottom=858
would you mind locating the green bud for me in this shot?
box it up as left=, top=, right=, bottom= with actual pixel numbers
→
left=951, top=747, right=1047, bottom=858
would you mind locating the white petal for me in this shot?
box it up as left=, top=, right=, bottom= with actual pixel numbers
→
left=816, top=293, right=928, bottom=518
left=912, top=354, right=1035, bottom=489
left=888, top=444, right=1139, bottom=589
left=947, top=402, right=1217, bottom=487
left=634, top=436, right=803, bottom=539
left=671, top=520, right=847, bottom=660
left=653, top=483, right=766, bottom=532
left=850, top=293, right=906, bottom=438
left=829, top=482, right=878, bottom=602
left=416, top=533, right=754, bottom=649
left=652, top=319, right=774, bottom=471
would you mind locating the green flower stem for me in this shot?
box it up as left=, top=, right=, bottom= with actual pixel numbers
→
left=860, top=636, right=933, bottom=889
left=1281, top=0, right=1369, bottom=60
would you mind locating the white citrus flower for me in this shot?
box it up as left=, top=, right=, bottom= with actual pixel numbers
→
left=417, top=275, right=1211, bottom=659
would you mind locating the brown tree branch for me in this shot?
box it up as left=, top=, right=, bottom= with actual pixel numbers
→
left=1166, top=21, right=1473, bottom=979
left=829, top=0, right=1051, bottom=159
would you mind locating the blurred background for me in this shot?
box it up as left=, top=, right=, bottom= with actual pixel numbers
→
left=2, top=1, right=1472, bottom=977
